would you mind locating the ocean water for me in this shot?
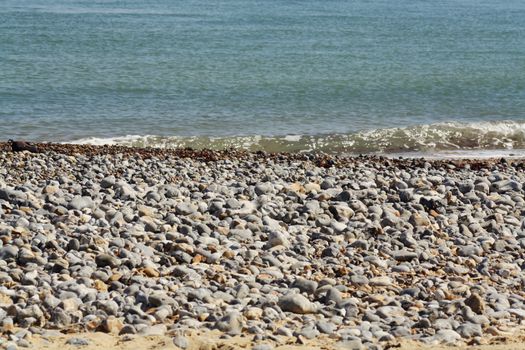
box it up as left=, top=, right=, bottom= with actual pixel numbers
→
left=1, top=0, right=525, bottom=155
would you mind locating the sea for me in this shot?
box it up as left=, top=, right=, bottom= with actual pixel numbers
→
left=1, top=0, right=525, bottom=157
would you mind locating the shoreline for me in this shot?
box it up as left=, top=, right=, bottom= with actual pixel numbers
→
left=6, top=119, right=525, bottom=156
left=1, top=141, right=525, bottom=162
left=2, top=145, right=525, bottom=349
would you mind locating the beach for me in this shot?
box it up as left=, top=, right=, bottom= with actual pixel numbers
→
left=2, top=144, right=525, bottom=349
left=3, top=0, right=525, bottom=348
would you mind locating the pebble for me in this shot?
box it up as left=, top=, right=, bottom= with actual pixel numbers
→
left=95, top=254, right=120, bottom=268
left=214, top=312, right=243, bottom=335
left=139, top=324, right=167, bottom=336
left=432, top=329, right=462, bottom=344
left=68, top=196, right=94, bottom=211
left=66, top=338, right=90, bottom=346
left=457, top=323, right=482, bottom=338
left=101, top=317, right=124, bottom=334
left=336, top=339, right=364, bottom=350
left=292, top=278, right=318, bottom=295
left=369, top=276, right=392, bottom=287
left=252, top=344, right=273, bottom=350
left=172, top=335, right=189, bottom=349
left=278, top=294, right=317, bottom=314
left=0, top=149, right=524, bottom=348
left=298, top=324, right=320, bottom=339
left=316, top=321, right=336, bottom=334
left=465, top=293, right=485, bottom=314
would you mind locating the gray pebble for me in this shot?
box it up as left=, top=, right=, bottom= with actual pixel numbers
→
left=66, top=338, right=90, bottom=346
left=278, top=294, right=316, bottom=314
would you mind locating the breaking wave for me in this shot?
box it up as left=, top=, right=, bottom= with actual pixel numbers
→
left=69, top=120, right=525, bottom=156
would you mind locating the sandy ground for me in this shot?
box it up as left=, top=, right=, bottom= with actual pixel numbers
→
left=27, top=329, right=525, bottom=350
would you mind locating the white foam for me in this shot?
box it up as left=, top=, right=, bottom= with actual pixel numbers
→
left=65, top=120, right=525, bottom=155
left=284, top=135, right=302, bottom=142
left=69, top=135, right=179, bottom=147
left=67, top=136, right=138, bottom=146
left=386, top=149, right=525, bottom=160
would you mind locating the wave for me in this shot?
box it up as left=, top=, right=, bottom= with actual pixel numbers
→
left=69, top=120, right=525, bottom=156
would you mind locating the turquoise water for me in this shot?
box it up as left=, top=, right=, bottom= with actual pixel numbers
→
left=1, top=0, right=525, bottom=153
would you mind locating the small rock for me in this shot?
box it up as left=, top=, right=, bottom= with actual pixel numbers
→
left=253, top=344, right=273, bottom=350
left=278, top=294, right=316, bottom=314
left=215, top=312, right=243, bottom=335
left=173, top=335, right=188, bottom=349
left=244, top=307, right=263, bottom=320
left=299, top=324, right=320, bottom=339
left=176, top=203, right=197, bottom=216
left=369, top=276, right=392, bottom=287
left=292, top=278, right=318, bottom=295
left=66, top=338, right=90, bottom=346
left=0, top=246, right=19, bottom=260
left=336, top=339, right=364, bottom=350
left=139, top=324, right=167, bottom=336
left=255, top=183, right=274, bottom=195
left=142, top=266, right=160, bottom=277
left=100, top=316, right=124, bottom=334
left=68, top=196, right=94, bottom=211
left=464, top=293, right=485, bottom=314
left=265, top=231, right=289, bottom=248
left=457, top=323, right=482, bottom=338
left=3, top=317, right=14, bottom=333
left=316, top=321, right=336, bottom=334
left=100, top=176, right=116, bottom=188
left=432, top=329, right=461, bottom=344
left=392, top=250, right=418, bottom=262
left=95, top=253, right=120, bottom=268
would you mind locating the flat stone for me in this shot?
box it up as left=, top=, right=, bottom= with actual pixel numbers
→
left=316, top=321, right=336, bottom=334
left=68, top=196, right=94, bottom=211
left=253, top=345, right=273, bottom=350
left=95, top=253, right=120, bottom=268
left=266, top=231, right=289, bottom=248
left=392, top=250, right=418, bottom=262
left=292, top=278, right=318, bottom=295
left=324, top=287, right=343, bottom=306
left=299, top=325, right=320, bottom=339
left=376, top=306, right=405, bottom=319
left=100, top=316, right=124, bottom=334
left=0, top=246, right=19, bottom=260
left=244, top=307, right=263, bottom=320
left=350, top=275, right=368, bottom=285
left=173, top=335, right=188, bottom=349
left=274, top=327, right=292, bottom=337
left=464, top=293, right=485, bottom=314
left=139, top=324, right=167, bottom=336
left=457, top=323, right=482, bottom=338
left=432, top=329, right=461, bottom=344
left=100, top=176, right=116, bottom=188
left=66, top=338, right=90, bottom=346
left=369, top=276, right=392, bottom=287
left=278, top=294, right=316, bottom=314
left=0, top=188, right=27, bottom=203
left=255, top=183, right=274, bottom=195
left=176, top=202, right=197, bottom=216
left=335, top=339, right=364, bottom=350
left=215, top=311, right=243, bottom=335
left=508, top=308, right=525, bottom=318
